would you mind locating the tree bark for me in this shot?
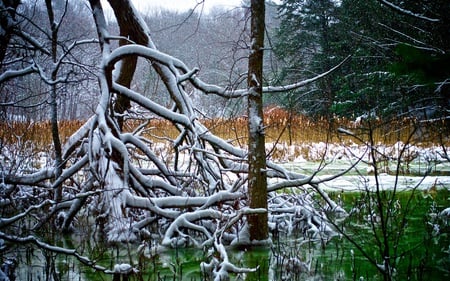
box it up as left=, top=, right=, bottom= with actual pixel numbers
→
left=107, top=0, right=149, bottom=129
left=0, top=0, right=20, bottom=70
left=45, top=0, right=63, bottom=202
left=247, top=0, right=268, bottom=242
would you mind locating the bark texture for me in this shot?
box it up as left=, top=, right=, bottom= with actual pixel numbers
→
left=108, top=0, right=145, bottom=129
left=247, top=0, right=268, bottom=242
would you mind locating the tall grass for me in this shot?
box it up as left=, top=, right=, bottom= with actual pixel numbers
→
left=0, top=120, right=85, bottom=151
left=0, top=108, right=444, bottom=150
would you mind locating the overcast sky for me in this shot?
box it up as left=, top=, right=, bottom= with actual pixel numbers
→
left=101, top=0, right=245, bottom=13
left=144, top=0, right=244, bottom=12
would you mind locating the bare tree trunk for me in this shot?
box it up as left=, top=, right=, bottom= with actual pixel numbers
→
left=45, top=0, right=63, bottom=202
left=108, top=0, right=145, bottom=130
left=247, top=0, right=268, bottom=242
left=0, top=0, right=20, bottom=70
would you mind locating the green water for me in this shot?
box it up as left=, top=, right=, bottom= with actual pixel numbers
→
left=7, top=188, right=449, bottom=281
left=311, top=189, right=450, bottom=280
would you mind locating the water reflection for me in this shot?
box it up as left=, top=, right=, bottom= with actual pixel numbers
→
left=3, top=189, right=450, bottom=281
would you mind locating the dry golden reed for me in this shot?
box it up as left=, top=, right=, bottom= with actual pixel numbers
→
left=1, top=108, right=445, bottom=150
left=0, top=120, right=84, bottom=150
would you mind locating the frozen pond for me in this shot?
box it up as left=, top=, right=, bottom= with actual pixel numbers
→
left=280, top=159, right=450, bottom=191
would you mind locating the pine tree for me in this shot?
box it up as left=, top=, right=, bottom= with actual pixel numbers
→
left=274, top=0, right=340, bottom=117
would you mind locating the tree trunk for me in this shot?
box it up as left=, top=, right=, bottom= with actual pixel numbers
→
left=247, top=0, right=268, bottom=242
left=0, top=0, right=20, bottom=70
left=45, top=0, right=63, bottom=202
left=108, top=0, right=146, bottom=130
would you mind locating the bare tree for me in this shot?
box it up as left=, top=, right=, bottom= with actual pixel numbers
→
left=0, top=0, right=349, bottom=279
left=45, top=0, right=64, bottom=201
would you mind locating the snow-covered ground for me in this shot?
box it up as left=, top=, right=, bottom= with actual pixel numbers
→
left=319, top=173, right=450, bottom=191
left=269, top=140, right=450, bottom=192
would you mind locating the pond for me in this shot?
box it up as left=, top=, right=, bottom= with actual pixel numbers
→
left=6, top=189, right=449, bottom=281
left=4, top=162, right=450, bottom=281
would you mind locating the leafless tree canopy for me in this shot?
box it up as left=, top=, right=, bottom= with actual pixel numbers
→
left=0, top=0, right=346, bottom=278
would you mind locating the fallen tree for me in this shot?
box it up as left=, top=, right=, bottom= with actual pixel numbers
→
left=0, top=0, right=348, bottom=279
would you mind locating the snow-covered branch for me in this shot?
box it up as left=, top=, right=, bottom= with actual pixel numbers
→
left=378, top=22, right=445, bottom=54
left=263, top=55, right=351, bottom=93
left=12, top=29, right=51, bottom=56
left=0, top=1, right=346, bottom=279
left=188, top=55, right=351, bottom=98
left=0, top=199, right=53, bottom=228
left=4, top=168, right=54, bottom=186
left=0, top=63, right=37, bottom=83
left=377, top=0, right=440, bottom=22
left=112, top=82, right=192, bottom=127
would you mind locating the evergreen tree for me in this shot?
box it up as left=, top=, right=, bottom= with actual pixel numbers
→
left=331, top=0, right=401, bottom=119
left=385, top=0, right=450, bottom=123
left=274, top=0, right=449, bottom=124
left=274, top=0, right=341, bottom=117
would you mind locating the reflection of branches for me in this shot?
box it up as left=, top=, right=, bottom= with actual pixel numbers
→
left=0, top=231, right=117, bottom=274
left=332, top=120, right=436, bottom=279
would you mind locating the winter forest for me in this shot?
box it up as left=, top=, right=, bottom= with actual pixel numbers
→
left=1, top=0, right=450, bottom=280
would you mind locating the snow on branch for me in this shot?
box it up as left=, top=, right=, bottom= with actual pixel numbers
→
left=62, top=116, right=95, bottom=159
left=151, top=190, right=244, bottom=209
left=162, top=209, right=222, bottom=247
left=0, top=199, right=53, bottom=228
left=0, top=64, right=37, bottom=83
left=112, top=82, right=192, bottom=127
left=12, top=29, right=51, bottom=56
left=4, top=167, right=54, bottom=186
left=188, top=54, right=350, bottom=98
left=107, top=44, right=193, bottom=78
left=128, top=164, right=181, bottom=196
left=263, top=55, right=351, bottom=93
left=190, top=76, right=248, bottom=98
left=377, top=0, right=440, bottom=22
left=377, top=23, right=445, bottom=54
